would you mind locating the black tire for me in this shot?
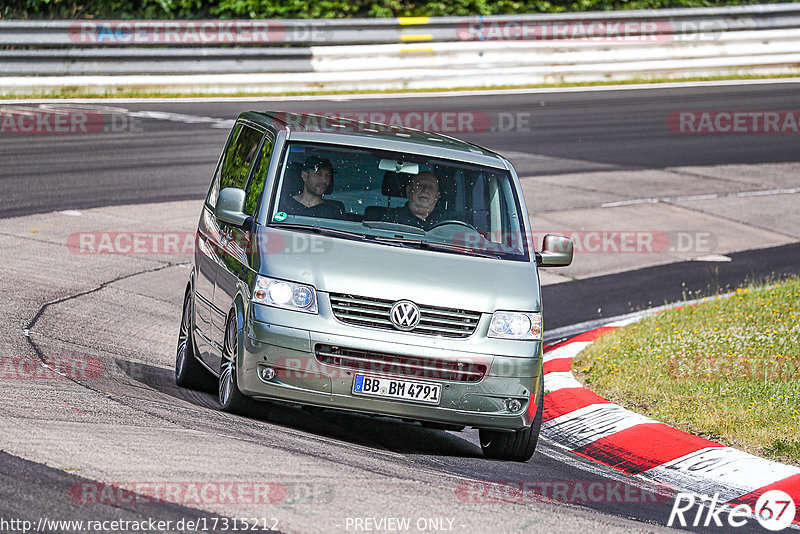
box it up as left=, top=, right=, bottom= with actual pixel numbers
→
left=175, top=290, right=214, bottom=391
left=479, top=374, right=544, bottom=462
left=218, top=312, right=257, bottom=415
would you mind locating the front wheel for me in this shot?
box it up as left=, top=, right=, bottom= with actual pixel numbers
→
left=175, top=290, right=214, bottom=390
left=479, top=375, right=544, bottom=462
left=219, top=312, right=257, bottom=415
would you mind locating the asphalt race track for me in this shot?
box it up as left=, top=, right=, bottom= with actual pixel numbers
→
left=3, top=82, right=800, bottom=219
left=1, top=82, right=799, bottom=533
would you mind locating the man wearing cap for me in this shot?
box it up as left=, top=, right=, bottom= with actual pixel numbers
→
left=280, top=156, right=344, bottom=218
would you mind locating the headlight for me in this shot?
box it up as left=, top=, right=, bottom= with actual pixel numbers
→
left=252, top=275, right=318, bottom=314
left=488, top=311, right=542, bottom=340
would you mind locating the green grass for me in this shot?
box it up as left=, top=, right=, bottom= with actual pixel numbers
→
left=3, top=72, right=799, bottom=100
left=573, top=277, right=800, bottom=466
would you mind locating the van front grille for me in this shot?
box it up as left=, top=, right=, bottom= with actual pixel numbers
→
left=328, top=293, right=481, bottom=338
left=315, top=344, right=487, bottom=382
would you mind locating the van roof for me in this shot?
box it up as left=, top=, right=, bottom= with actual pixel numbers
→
left=239, top=111, right=507, bottom=165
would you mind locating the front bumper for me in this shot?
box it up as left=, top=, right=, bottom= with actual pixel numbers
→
left=237, top=298, right=543, bottom=431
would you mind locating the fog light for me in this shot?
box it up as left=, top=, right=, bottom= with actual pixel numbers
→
left=506, top=398, right=522, bottom=412
left=259, top=366, right=275, bottom=381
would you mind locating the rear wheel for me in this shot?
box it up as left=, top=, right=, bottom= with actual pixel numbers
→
left=175, top=290, right=213, bottom=390
left=479, top=374, right=544, bottom=462
left=218, top=312, right=257, bottom=414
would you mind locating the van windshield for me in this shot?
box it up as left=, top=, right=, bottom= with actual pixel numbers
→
left=268, top=142, right=529, bottom=261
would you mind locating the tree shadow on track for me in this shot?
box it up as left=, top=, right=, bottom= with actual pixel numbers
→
left=116, top=358, right=483, bottom=459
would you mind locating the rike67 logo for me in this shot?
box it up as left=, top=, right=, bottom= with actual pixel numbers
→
left=668, top=490, right=796, bottom=531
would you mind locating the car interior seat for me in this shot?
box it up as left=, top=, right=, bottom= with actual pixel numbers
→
left=361, top=171, right=408, bottom=221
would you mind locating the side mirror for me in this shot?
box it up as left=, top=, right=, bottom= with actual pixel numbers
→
left=215, top=187, right=249, bottom=227
left=536, top=234, right=573, bottom=267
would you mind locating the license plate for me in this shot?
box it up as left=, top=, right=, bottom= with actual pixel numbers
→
left=352, top=374, right=441, bottom=405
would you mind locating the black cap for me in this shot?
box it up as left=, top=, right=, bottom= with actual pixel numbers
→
left=302, top=155, right=334, bottom=172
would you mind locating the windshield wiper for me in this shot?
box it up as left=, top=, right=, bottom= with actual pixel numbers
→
left=420, top=240, right=501, bottom=259
left=376, top=236, right=501, bottom=259
left=273, top=224, right=500, bottom=257
left=272, top=223, right=368, bottom=241
left=372, top=236, right=418, bottom=249
left=274, top=223, right=419, bottom=250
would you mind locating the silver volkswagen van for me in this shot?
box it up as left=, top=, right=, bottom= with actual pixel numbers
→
left=176, top=111, right=572, bottom=461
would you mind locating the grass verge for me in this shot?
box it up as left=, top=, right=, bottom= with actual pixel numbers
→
left=573, top=277, right=800, bottom=466
left=2, top=72, right=800, bottom=100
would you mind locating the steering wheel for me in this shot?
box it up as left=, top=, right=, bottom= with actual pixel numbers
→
left=428, top=220, right=478, bottom=232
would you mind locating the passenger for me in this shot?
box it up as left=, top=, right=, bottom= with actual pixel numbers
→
left=381, top=171, right=444, bottom=230
left=279, top=156, right=344, bottom=218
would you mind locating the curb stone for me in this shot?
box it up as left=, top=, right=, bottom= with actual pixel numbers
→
left=541, top=319, right=800, bottom=526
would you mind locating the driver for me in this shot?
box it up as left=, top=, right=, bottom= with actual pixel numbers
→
left=381, top=171, right=444, bottom=230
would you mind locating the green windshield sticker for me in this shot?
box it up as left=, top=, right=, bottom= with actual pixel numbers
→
left=273, top=211, right=288, bottom=222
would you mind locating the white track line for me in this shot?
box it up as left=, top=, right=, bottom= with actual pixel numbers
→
left=601, top=187, right=800, bottom=208
left=2, top=77, right=799, bottom=105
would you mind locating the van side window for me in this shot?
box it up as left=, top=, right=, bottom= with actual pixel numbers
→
left=221, top=125, right=262, bottom=191
left=206, top=123, right=263, bottom=209
left=244, top=135, right=274, bottom=217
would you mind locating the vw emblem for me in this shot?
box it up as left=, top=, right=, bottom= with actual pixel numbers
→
left=389, top=300, right=421, bottom=331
